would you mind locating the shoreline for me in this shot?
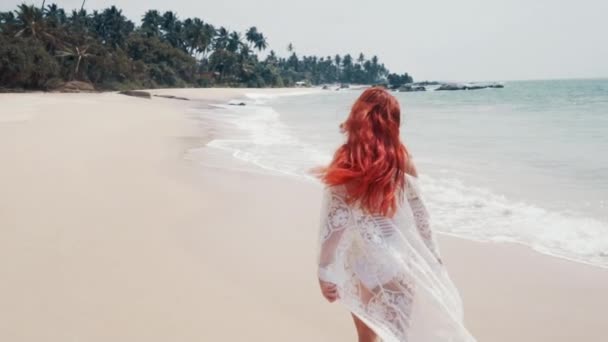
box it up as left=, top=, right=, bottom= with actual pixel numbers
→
left=438, top=230, right=608, bottom=271
left=182, top=152, right=608, bottom=342
left=1, top=89, right=607, bottom=341
left=188, top=89, right=608, bottom=271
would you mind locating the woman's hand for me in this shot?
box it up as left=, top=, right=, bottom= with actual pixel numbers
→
left=319, top=278, right=339, bottom=302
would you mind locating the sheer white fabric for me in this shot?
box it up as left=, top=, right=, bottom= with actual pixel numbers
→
left=318, top=174, right=476, bottom=342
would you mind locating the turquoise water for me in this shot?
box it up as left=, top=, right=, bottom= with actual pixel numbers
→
left=197, top=79, right=608, bottom=267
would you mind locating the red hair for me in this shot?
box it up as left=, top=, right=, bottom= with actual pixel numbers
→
left=322, top=87, right=408, bottom=217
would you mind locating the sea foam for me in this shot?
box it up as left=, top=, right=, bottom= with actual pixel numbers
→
left=192, top=91, right=608, bottom=269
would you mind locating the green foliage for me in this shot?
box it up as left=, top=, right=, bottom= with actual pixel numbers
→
left=0, top=35, right=59, bottom=89
left=0, top=4, right=411, bottom=91
left=387, top=73, right=414, bottom=89
left=127, top=33, right=198, bottom=85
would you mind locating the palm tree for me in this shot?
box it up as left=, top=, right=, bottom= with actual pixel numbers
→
left=245, top=26, right=258, bottom=47
left=371, top=55, right=378, bottom=65
left=357, top=52, right=365, bottom=64
left=213, top=26, right=229, bottom=50
left=287, top=52, right=298, bottom=71
left=141, top=10, right=162, bottom=37
left=208, top=48, right=238, bottom=83
left=183, top=18, right=207, bottom=56
left=161, top=11, right=178, bottom=31
left=342, top=54, right=353, bottom=68
left=363, top=60, right=372, bottom=82
left=342, top=54, right=353, bottom=82
left=161, top=11, right=183, bottom=49
left=202, top=23, right=216, bottom=59
left=56, top=43, right=92, bottom=80
left=227, top=31, right=242, bottom=53
left=265, top=50, right=278, bottom=65
left=44, top=4, right=67, bottom=28
left=67, top=0, right=90, bottom=34
left=13, top=4, right=46, bottom=39
left=68, top=8, right=90, bottom=34
left=239, top=44, right=252, bottom=58
left=238, top=44, right=255, bottom=81
left=253, top=32, right=267, bottom=51
left=245, top=26, right=267, bottom=52
left=92, top=6, right=134, bottom=49
left=0, top=11, right=17, bottom=34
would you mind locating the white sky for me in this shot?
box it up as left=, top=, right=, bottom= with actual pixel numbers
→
left=3, top=0, right=608, bottom=81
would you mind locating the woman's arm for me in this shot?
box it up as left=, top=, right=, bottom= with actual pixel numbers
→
left=405, top=153, right=418, bottom=177
left=318, top=187, right=350, bottom=277
left=318, top=187, right=351, bottom=302
left=406, top=158, right=418, bottom=177
left=403, top=145, right=418, bottom=177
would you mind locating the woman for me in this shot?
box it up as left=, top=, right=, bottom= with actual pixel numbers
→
left=317, top=87, right=476, bottom=342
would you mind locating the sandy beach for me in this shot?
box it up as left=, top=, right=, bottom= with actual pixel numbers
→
left=1, top=89, right=607, bottom=342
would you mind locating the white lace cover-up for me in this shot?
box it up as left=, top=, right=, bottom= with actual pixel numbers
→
left=318, top=174, right=476, bottom=342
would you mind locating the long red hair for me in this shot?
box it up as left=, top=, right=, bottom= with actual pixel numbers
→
left=322, top=87, right=408, bottom=217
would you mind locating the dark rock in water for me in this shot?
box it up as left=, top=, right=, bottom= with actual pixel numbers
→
left=229, top=102, right=246, bottom=106
left=436, top=82, right=505, bottom=91
left=340, top=83, right=350, bottom=89
left=465, top=83, right=504, bottom=90
left=119, top=90, right=151, bottom=99
left=153, top=94, right=190, bottom=101
left=436, top=83, right=467, bottom=91
left=398, top=84, right=426, bottom=92
left=413, top=81, right=440, bottom=86
left=55, top=80, right=96, bottom=93
left=322, top=85, right=329, bottom=90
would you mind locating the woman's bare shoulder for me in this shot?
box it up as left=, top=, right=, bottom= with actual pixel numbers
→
left=405, top=154, right=418, bottom=178
left=323, top=184, right=348, bottom=198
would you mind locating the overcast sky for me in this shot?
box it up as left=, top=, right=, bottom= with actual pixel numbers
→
left=3, top=0, right=608, bottom=81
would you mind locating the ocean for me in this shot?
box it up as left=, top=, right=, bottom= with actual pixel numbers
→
left=190, top=79, right=608, bottom=268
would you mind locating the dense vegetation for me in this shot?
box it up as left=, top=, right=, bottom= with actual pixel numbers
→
left=0, top=3, right=414, bottom=90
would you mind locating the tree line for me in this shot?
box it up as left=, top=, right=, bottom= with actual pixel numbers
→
left=0, top=3, right=414, bottom=90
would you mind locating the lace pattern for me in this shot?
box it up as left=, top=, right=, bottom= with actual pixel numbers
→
left=317, top=175, right=476, bottom=342
left=405, top=177, right=443, bottom=265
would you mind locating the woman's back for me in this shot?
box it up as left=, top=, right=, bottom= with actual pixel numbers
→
left=316, top=87, right=476, bottom=341
left=318, top=174, right=474, bottom=341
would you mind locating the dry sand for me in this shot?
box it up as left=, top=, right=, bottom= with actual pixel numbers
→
left=1, top=89, right=607, bottom=341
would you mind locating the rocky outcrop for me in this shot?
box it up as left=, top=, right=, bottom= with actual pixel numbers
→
left=119, top=90, right=151, bottom=99
left=398, top=84, right=426, bottom=92
left=436, top=83, right=467, bottom=91
left=436, top=82, right=504, bottom=91
left=153, top=94, right=190, bottom=101
left=54, top=81, right=96, bottom=93
left=413, top=81, right=440, bottom=86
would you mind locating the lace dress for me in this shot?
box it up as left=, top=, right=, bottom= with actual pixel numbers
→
left=318, top=174, right=476, bottom=342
